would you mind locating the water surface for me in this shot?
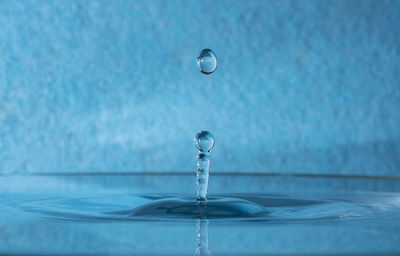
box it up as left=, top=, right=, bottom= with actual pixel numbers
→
left=0, top=174, right=399, bottom=256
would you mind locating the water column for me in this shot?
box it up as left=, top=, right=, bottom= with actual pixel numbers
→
left=194, top=131, right=215, bottom=201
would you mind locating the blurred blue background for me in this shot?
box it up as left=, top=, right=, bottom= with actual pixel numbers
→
left=0, top=0, right=399, bottom=175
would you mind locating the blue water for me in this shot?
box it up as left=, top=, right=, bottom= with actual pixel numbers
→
left=0, top=174, right=399, bottom=255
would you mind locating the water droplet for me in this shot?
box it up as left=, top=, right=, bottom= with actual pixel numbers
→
left=197, top=49, right=217, bottom=75
left=194, top=131, right=215, bottom=153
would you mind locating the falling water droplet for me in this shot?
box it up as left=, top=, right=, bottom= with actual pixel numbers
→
left=197, top=49, right=217, bottom=75
left=195, top=131, right=215, bottom=201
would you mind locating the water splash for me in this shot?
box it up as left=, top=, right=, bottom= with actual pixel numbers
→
left=197, top=49, right=217, bottom=75
left=194, top=131, right=215, bottom=201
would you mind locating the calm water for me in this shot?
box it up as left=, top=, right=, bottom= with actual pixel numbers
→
left=0, top=174, right=399, bottom=255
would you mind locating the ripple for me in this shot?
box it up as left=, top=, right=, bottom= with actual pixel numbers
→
left=109, top=196, right=267, bottom=219
left=1, top=193, right=390, bottom=223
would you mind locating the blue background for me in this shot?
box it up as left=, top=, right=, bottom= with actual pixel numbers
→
left=0, top=0, right=399, bottom=175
